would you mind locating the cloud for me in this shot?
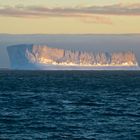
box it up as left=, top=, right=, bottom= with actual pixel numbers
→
left=0, top=3, right=140, bottom=24
left=80, top=15, right=112, bottom=25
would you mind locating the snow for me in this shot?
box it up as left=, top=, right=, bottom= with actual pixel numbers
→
left=7, top=44, right=139, bottom=70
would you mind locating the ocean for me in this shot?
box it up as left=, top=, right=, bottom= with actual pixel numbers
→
left=0, top=70, right=140, bottom=140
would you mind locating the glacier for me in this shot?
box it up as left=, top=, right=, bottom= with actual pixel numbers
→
left=7, top=44, right=139, bottom=70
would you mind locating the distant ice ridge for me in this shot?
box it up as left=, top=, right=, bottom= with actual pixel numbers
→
left=7, top=44, right=139, bottom=70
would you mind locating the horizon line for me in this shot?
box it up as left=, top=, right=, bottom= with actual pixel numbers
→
left=0, top=33, right=140, bottom=36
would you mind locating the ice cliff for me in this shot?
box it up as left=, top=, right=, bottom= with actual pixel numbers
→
left=7, top=44, right=139, bottom=70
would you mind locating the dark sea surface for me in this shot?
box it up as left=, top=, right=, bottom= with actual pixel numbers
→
left=0, top=70, right=140, bottom=140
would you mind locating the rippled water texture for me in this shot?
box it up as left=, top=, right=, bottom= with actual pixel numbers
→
left=0, top=70, right=140, bottom=140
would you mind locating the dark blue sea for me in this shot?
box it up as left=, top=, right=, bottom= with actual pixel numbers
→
left=0, top=70, right=140, bottom=140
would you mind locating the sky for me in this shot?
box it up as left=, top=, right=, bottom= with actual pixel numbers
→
left=0, top=0, right=140, bottom=34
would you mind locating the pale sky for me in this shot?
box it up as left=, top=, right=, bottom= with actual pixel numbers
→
left=0, top=0, right=140, bottom=34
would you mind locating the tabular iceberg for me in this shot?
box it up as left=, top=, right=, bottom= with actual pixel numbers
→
left=7, top=44, right=139, bottom=70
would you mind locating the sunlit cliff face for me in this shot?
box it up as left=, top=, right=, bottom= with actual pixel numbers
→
left=25, top=45, right=138, bottom=67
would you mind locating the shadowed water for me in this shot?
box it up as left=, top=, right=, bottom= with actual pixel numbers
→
left=0, top=70, right=140, bottom=140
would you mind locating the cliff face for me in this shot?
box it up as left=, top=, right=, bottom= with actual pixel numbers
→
left=7, top=44, right=139, bottom=70
left=7, top=44, right=36, bottom=69
left=26, top=45, right=138, bottom=66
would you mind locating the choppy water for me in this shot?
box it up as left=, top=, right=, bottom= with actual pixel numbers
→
left=0, top=70, right=140, bottom=140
